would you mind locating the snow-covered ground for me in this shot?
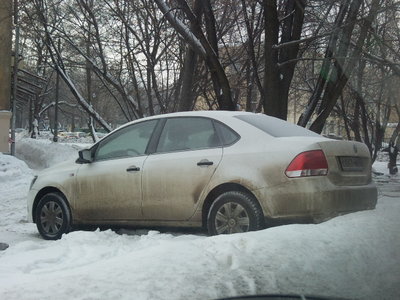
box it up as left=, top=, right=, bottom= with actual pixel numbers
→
left=0, top=139, right=399, bottom=300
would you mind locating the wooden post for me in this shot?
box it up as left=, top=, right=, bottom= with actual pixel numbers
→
left=0, top=0, right=12, bottom=153
left=10, top=0, right=19, bottom=155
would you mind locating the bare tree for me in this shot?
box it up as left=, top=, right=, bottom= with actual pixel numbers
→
left=262, top=0, right=306, bottom=120
left=154, top=0, right=235, bottom=110
left=33, top=0, right=113, bottom=132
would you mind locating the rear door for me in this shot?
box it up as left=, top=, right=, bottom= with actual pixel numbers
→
left=142, top=117, right=223, bottom=220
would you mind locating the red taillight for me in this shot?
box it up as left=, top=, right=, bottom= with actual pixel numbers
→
left=285, top=150, right=328, bottom=178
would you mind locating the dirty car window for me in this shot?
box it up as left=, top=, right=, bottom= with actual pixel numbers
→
left=235, top=114, right=320, bottom=137
left=95, top=120, right=158, bottom=161
left=214, top=121, right=240, bottom=146
left=156, top=117, right=220, bottom=152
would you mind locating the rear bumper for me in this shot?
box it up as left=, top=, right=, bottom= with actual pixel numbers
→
left=254, top=179, right=377, bottom=222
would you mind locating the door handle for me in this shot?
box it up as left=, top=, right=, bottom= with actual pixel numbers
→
left=126, top=166, right=140, bottom=172
left=197, top=160, right=213, bottom=166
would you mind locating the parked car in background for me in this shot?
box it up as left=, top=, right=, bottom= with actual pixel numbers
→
left=95, top=132, right=107, bottom=139
left=28, top=111, right=377, bottom=240
left=68, top=132, right=87, bottom=139
left=57, top=131, right=88, bottom=140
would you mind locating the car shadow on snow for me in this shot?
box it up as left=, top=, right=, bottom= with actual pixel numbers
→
left=72, top=219, right=315, bottom=238
left=73, top=224, right=208, bottom=237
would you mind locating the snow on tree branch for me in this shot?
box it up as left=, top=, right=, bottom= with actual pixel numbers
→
left=154, top=0, right=206, bottom=57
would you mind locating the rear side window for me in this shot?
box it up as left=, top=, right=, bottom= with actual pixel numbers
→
left=214, top=121, right=240, bottom=146
left=156, top=117, right=221, bottom=153
left=235, top=114, right=320, bottom=137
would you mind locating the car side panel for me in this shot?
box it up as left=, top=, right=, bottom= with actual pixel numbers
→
left=28, top=160, right=79, bottom=222
left=142, top=148, right=223, bottom=220
left=74, top=156, right=146, bottom=222
left=190, top=136, right=377, bottom=223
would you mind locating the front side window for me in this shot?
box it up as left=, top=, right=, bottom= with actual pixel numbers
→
left=95, top=120, right=158, bottom=161
left=156, top=117, right=220, bottom=153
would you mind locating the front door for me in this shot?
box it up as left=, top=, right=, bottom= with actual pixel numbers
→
left=75, top=119, right=158, bottom=221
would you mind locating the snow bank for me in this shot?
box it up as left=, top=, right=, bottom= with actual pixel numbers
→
left=372, top=161, right=391, bottom=176
left=373, top=151, right=399, bottom=176
left=1, top=143, right=399, bottom=300
left=1, top=193, right=399, bottom=299
left=0, top=153, right=32, bottom=182
left=0, top=153, right=34, bottom=245
left=15, top=138, right=90, bottom=170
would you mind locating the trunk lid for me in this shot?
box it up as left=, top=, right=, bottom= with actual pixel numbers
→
left=318, top=140, right=372, bottom=186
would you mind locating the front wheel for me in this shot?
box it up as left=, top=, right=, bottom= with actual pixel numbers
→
left=207, top=191, right=264, bottom=235
left=35, top=193, right=71, bottom=240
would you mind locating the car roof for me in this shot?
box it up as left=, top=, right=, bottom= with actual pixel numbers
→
left=105, top=111, right=239, bottom=134
left=127, top=110, right=258, bottom=124
left=100, top=110, right=323, bottom=144
left=114, top=110, right=287, bottom=134
left=145, top=110, right=253, bottom=118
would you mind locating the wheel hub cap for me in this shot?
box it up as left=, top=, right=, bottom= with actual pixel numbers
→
left=228, top=218, right=236, bottom=227
left=215, top=202, right=250, bottom=234
left=40, top=201, right=63, bottom=235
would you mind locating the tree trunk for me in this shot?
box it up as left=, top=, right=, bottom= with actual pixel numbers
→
left=308, top=0, right=380, bottom=133
left=263, top=0, right=306, bottom=120
left=278, top=0, right=306, bottom=119
left=298, top=1, right=355, bottom=127
left=177, top=0, right=202, bottom=111
left=155, top=0, right=235, bottom=111
left=85, top=18, right=97, bottom=143
left=263, top=0, right=280, bottom=117
left=388, top=122, right=400, bottom=175
left=179, top=47, right=198, bottom=111
left=339, top=94, right=352, bottom=140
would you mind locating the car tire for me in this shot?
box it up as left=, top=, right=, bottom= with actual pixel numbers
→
left=207, top=191, right=264, bottom=235
left=35, top=192, right=71, bottom=240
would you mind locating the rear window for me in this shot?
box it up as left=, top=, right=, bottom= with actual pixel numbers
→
left=214, top=121, right=240, bottom=146
left=235, top=114, right=320, bottom=137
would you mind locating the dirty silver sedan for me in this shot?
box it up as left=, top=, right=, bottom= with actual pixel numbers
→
left=27, top=111, right=377, bottom=240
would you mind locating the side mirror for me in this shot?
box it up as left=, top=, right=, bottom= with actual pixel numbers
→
left=77, top=149, right=93, bottom=163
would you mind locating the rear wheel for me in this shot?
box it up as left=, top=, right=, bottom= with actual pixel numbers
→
left=207, top=191, right=264, bottom=235
left=35, top=193, right=71, bottom=240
